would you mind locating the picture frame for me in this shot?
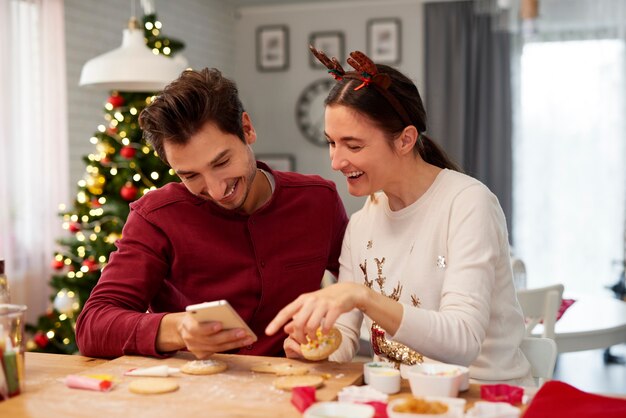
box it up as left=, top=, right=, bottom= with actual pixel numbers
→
left=257, top=154, right=295, bottom=172
left=256, top=25, right=289, bottom=72
left=309, top=31, right=345, bottom=69
left=367, top=18, right=401, bottom=64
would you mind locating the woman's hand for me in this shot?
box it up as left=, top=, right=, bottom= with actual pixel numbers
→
left=283, top=335, right=304, bottom=359
left=265, top=282, right=368, bottom=344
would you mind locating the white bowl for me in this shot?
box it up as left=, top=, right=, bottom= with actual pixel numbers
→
left=406, top=363, right=469, bottom=397
left=363, top=361, right=395, bottom=384
left=387, top=396, right=466, bottom=418
left=369, top=367, right=401, bottom=394
left=304, top=402, right=375, bottom=418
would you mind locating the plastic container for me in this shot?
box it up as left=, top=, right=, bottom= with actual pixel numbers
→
left=304, top=402, right=375, bottom=418
left=406, top=363, right=469, bottom=398
left=387, top=396, right=466, bottom=418
left=369, top=367, right=401, bottom=394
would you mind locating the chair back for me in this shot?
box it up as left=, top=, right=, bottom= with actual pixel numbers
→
left=511, top=257, right=527, bottom=290
left=516, top=283, right=564, bottom=339
left=520, top=337, right=557, bottom=385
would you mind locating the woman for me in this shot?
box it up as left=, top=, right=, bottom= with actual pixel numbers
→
left=266, top=49, right=532, bottom=384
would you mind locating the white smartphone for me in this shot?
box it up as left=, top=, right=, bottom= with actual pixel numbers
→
left=185, top=300, right=257, bottom=342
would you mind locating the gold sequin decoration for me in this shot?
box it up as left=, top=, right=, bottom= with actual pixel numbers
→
left=374, top=257, right=386, bottom=291
left=359, top=250, right=424, bottom=367
left=371, top=323, right=423, bottom=366
left=360, top=260, right=373, bottom=288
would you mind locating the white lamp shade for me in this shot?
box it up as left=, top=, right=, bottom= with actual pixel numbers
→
left=79, top=28, right=185, bottom=92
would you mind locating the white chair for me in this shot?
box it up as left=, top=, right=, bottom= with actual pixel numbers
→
left=520, top=337, right=557, bottom=386
left=511, top=257, right=527, bottom=290
left=516, top=283, right=564, bottom=339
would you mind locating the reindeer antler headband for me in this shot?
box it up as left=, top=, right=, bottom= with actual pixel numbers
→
left=309, top=45, right=412, bottom=127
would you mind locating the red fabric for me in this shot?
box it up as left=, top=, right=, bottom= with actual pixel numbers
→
left=556, top=299, right=575, bottom=321
left=363, top=401, right=389, bottom=418
left=523, top=381, right=626, bottom=418
left=291, top=386, right=316, bottom=413
left=76, top=163, right=348, bottom=358
left=480, top=384, right=524, bottom=404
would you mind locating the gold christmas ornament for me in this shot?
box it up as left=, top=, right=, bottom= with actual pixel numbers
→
left=86, top=174, right=106, bottom=195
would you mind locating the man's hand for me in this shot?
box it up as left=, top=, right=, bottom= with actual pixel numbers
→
left=178, top=313, right=255, bottom=359
left=157, top=312, right=254, bottom=359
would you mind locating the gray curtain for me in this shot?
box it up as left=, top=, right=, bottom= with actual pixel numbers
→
left=424, top=1, right=513, bottom=236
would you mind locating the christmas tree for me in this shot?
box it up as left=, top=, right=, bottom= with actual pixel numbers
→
left=26, top=13, right=185, bottom=354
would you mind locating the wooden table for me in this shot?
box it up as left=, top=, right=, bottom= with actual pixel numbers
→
left=533, top=296, right=626, bottom=353
left=3, top=352, right=624, bottom=417
left=0, top=352, right=365, bottom=418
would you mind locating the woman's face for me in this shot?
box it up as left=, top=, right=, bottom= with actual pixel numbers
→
left=325, top=105, right=399, bottom=197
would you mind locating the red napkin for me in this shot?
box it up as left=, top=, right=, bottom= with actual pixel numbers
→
left=291, top=386, right=316, bottom=413
left=480, top=384, right=524, bottom=404
left=556, top=299, right=575, bottom=321
left=523, top=381, right=626, bottom=418
left=363, top=401, right=388, bottom=418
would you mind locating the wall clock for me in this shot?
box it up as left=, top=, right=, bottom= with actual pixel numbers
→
left=295, top=78, right=336, bottom=147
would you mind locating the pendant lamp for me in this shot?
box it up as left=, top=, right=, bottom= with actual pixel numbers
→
left=79, top=16, right=185, bottom=92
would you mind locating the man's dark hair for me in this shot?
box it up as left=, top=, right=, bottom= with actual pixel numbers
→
left=139, top=68, right=245, bottom=165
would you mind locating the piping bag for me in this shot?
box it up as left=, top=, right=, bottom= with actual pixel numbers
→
left=124, top=365, right=180, bottom=377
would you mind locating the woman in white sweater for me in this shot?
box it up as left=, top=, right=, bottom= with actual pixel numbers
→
left=266, top=49, right=532, bottom=384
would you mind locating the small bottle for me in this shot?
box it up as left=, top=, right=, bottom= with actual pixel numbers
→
left=0, top=259, right=10, bottom=303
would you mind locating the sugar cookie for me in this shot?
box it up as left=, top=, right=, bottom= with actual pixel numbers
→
left=273, top=374, right=325, bottom=391
left=180, top=359, right=228, bottom=375
left=301, top=327, right=342, bottom=361
left=250, top=362, right=309, bottom=376
left=128, top=378, right=179, bottom=395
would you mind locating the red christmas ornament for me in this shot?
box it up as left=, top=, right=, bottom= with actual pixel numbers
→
left=51, top=259, right=64, bottom=270
left=107, top=126, right=118, bottom=134
left=107, top=94, right=125, bottom=108
left=90, top=198, right=102, bottom=208
left=120, top=182, right=139, bottom=201
left=101, top=156, right=111, bottom=165
left=69, top=222, right=81, bottom=233
left=82, top=258, right=99, bottom=272
left=120, top=146, right=137, bottom=159
left=34, top=331, right=50, bottom=348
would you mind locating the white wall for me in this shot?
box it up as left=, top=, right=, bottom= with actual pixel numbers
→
left=64, top=0, right=237, bottom=190
left=234, top=0, right=424, bottom=215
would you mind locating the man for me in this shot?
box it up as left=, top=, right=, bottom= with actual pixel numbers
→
left=75, top=68, right=348, bottom=359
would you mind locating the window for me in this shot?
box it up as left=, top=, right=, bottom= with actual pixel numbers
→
left=513, top=39, right=625, bottom=294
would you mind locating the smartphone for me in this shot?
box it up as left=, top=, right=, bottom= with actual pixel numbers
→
left=185, top=300, right=257, bottom=342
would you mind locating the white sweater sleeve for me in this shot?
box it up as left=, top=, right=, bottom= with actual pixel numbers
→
left=329, top=223, right=363, bottom=362
left=391, top=185, right=504, bottom=366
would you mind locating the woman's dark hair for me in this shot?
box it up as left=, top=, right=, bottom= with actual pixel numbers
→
left=139, top=68, right=245, bottom=165
left=325, top=64, right=460, bottom=171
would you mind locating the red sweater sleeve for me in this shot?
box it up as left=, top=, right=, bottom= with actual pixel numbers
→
left=327, top=187, right=349, bottom=277
left=75, top=210, right=173, bottom=358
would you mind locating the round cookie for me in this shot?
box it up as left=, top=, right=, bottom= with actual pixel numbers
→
left=180, top=359, right=228, bottom=375
left=128, top=378, right=179, bottom=395
left=273, top=374, right=325, bottom=391
left=301, top=327, right=342, bottom=361
left=250, top=362, right=309, bottom=376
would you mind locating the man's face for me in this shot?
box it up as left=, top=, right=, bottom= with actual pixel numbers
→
left=165, top=113, right=258, bottom=212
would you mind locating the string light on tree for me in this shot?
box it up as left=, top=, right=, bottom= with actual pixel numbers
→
left=53, top=289, right=80, bottom=316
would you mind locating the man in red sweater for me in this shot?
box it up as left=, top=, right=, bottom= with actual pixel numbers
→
left=75, top=68, right=348, bottom=359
